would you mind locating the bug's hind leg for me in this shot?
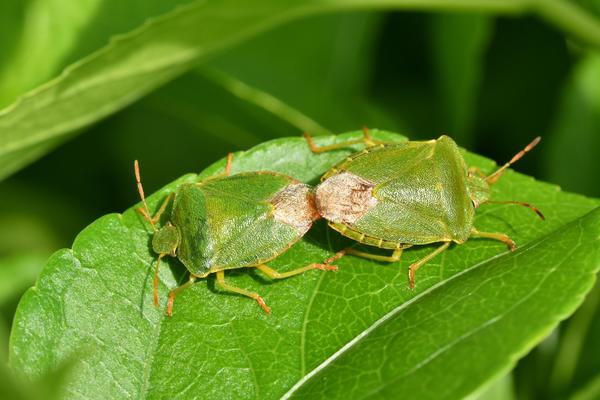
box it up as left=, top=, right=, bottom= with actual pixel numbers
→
left=216, top=270, right=270, bottom=314
left=256, top=263, right=337, bottom=281
left=166, top=275, right=197, bottom=317
left=408, top=242, right=450, bottom=289
left=470, top=228, right=516, bottom=251
left=325, top=247, right=403, bottom=264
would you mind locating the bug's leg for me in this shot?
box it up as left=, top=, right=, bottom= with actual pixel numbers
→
left=408, top=242, right=451, bottom=289
left=328, top=247, right=403, bottom=263
left=323, top=249, right=348, bottom=265
left=148, top=192, right=174, bottom=225
left=479, top=200, right=545, bottom=220
left=224, top=152, right=233, bottom=175
left=205, top=152, right=234, bottom=182
left=216, top=270, right=270, bottom=314
left=256, top=262, right=337, bottom=281
left=470, top=228, right=517, bottom=251
left=152, top=254, right=166, bottom=308
left=165, top=275, right=197, bottom=317
left=304, top=127, right=379, bottom=154
left=361, top=127, right=395, bottom=146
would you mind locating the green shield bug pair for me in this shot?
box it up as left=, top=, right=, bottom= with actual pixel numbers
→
left=134, top=153, right=337, bottom=316
left=305, top=128, right=544, bottom=288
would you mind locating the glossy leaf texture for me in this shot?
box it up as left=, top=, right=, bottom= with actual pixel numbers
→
left=3, top=0, right=600, bottom=180
left=9, top=131, right=600, bottom=399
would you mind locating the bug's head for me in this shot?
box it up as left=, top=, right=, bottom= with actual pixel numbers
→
left=466, top=137, right=545, bottom=220
left=134, top=160, right=180, bottom=256
left=152, top=222, right=180, bottom=257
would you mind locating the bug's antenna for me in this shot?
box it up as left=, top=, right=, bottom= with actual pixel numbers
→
left=134, top=160, right=157, bottom=231
left=486, top=136, right=541, bottom=185
left=481, top=200, right=545, bottom=220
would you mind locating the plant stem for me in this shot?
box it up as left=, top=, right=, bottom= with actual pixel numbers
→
left=533, top=0, right=600, bottom=48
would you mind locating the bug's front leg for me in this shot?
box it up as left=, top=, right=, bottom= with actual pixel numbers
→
left=166, top=275, right=197, bottom=316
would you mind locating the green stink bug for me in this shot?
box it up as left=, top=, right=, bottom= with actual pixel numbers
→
left=305, top=129, right=544, bottom=288
left=134, top=154, right=337, bottom=316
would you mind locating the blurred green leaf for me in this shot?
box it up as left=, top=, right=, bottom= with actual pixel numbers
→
left=0, top=0, right=193, bottom=107
left=470, top=373, right=515, bottom=400
left=200, top=68, right=329, bottom=135
left=97, top=68, right=313, bottom=195
left=546, top=52, right=600, bottom=198
left=210, top=12, right=385, bottom=132
left=572, top=374, right=600, bottom=400
left=430, top=13, right=493, bottom=145
left=3, top=0, right=600, bottom=180
left=9, top=131, right=600, bottom=399
left=0, top=0, right=299, bottom=181
left=0, top=183, right=89, bottom=254
left=571, top=289, right=600, bottom=394
left=0, top=359, right=72, bottom=400
left=471, top=16, right=571, bottom=173
left=0, top=254, right=45, bottom=306
left=545, top=281, right=600, bottom=399
left=0, top=1, right=26, bottom=79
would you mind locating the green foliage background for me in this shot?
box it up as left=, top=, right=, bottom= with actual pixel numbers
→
left=1, top=1, right=600, bottom=399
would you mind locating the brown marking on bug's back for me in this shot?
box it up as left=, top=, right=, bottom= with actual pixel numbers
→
left=315, top=172, right=378, bottom=224
left=270, top=183, right=319, bottom=235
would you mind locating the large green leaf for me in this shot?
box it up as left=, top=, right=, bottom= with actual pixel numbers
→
left=10, top=131, right=600, bottom=399
left=2, top=0, right=600, bottom=180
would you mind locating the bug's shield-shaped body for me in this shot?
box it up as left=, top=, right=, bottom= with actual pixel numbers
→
left=316, top=135, right=474, bottom=248
left=171, top=172, right=318, bottom=277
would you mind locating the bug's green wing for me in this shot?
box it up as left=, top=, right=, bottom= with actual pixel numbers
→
left=338, top=136, right=474, bottom=245
left=172, top=172, right=304, bottom=276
